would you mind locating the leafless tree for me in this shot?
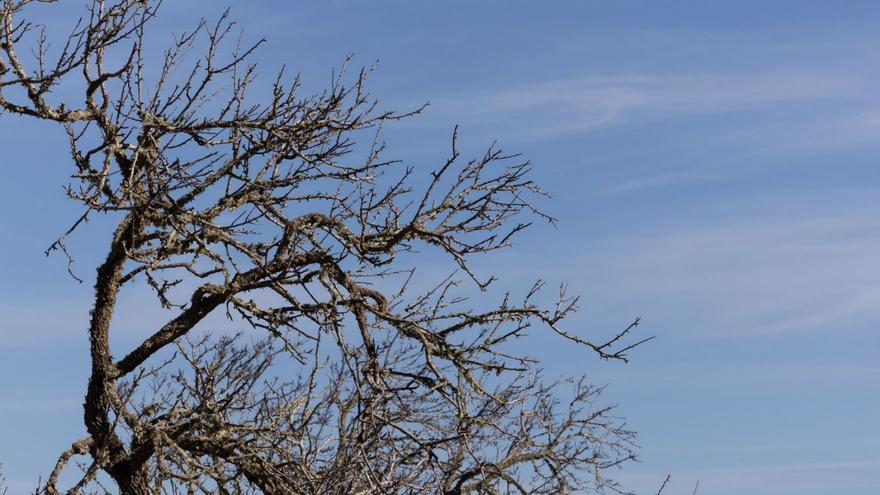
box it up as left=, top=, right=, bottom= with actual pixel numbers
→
left=0, top=465, right=8, bottom=495
left=1, top=1, right=648, bottom=493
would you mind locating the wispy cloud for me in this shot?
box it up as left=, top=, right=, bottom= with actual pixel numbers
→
left=603, top=100, right=880, bottom=194
left=424, top=70, right=863, bottom=139
left=518, top=205, right=880, bottom=339
left=405, top=67, right=880, bottom=198
left=602, top=169, right=720, bottom=194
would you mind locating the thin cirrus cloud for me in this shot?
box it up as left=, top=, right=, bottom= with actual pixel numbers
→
left=596, top=110, right=880, bottom=195
left=425, top=70, right=863, bottom=138
left=561, top=208, right=880, bottom=339
left=407, top=68, right=880, bottom=198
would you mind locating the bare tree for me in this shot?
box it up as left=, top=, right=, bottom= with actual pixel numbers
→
left=0, top=1, right=647, bottom=494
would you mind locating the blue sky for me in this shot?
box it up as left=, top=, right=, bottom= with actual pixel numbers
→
left=2, top=1, right=880, bottom=494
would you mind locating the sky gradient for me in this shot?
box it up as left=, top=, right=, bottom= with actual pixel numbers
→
left=2, top=1, right=880, bottom=494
